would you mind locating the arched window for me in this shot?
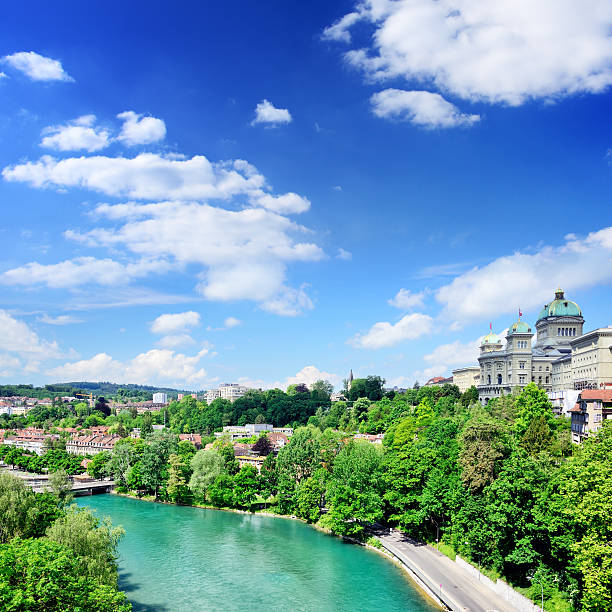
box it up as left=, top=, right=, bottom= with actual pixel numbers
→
left=487, top=375, right=491, bottom=384
left=497, top=374, right=502, bottom=385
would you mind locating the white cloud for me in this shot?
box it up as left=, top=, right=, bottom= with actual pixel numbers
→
left=150, top=311, right=201, bottom=334
left=0, top=309, right=61, bottom=359
left=436, top=226, right=612, bottom=325
left=337, top=248, right=352, bottom=260
left=251, top=100, right=292, bottom=126
left=0, top=354, right=21, bottom=377
left=117, top=111, right=166, bottom=146
left=37, top=314, right=83, bottom=325
left=371, top=89, right=479, bottom=128
left=423, top=337, right=482, bottom=372
left=2, top=51, right=73, bottom=82
left=67, top=201, right=322, bottom=314
left=40, top=115, right=111, bottom=152
left=330, top=1, right=612, bottom=106
left=254, top=192, right=310, bottom=214
left=322, top=11, right=363, bottom=43
left=2, top=153, right=292, bottom=204
left=47, top=347, right=210, bottom=387
left=224, top=317, right=241, bottom=328
left=0, top=72, right=7, bottom=80
left=0, top=257, right=172, bottom=289
left=156, top=334, right=196, bottom=349
left=349, top=312, right=434, bottom=349
left=388, top=288, right=426, bottom=310
left=282, top=365, right=341, bottom=389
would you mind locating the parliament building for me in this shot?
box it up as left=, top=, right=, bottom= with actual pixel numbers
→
left=477, top=288, right=612, bottom=405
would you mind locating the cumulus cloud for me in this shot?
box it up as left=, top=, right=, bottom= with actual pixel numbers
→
left=0, top=72, right=7, bottom=80
left=0, top=257, right=172, bottom=289
left=0, top=309, right=62, bottom=359
left=117, top=111, right=166, bottom=145
left=37, top=314, right=83, bottom=325
left=64, top=201, right=322, bottom=314
left=349, top=312, right=434, bottom=349
left=436, top=226, right=612, bottom=325
left=40, top=115, right=111, bottom=152
left=337, top=248, right=352, bottom=260
left=282, top=365, right=341, bottom=389
left=2, top=153, right=308, bottom=208
left=2, top=51, right=73, bottom=82
left=251, top=100, right=292, bottom=126
left=254, top=192, right=310, bottom=214
left=224, top=317, right=242, bottom=328
left=371, top=89, right=479, bottom=128
left=156, top=334, right=196, bottom=349
left=150, top=311, right=201, bottom=334
left=47, top=346, right=210, bottom=387
left=328, top=1, right=612, bottom=106
left=388, top=288, right=426, bottom=310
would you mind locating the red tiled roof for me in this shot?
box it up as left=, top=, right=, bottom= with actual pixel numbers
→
left=579, top=390, right=612, bottom=402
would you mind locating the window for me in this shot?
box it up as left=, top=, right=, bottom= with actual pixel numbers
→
left=539, top=366, right=542, bottom=371
left=497, top=374, right=502, bottom=384
left=519, top=375, right=525, bottom=384
left=519, top=361, right=525, bottom=369
left=487, top=375, right=491, bottom=384
left=546, top=376, right=549, bottom=384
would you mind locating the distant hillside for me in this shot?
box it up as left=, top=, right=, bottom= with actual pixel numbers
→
left=0, top=382, right=192, bottom=400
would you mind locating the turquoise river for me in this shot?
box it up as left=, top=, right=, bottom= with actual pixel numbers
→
left=78, top=494, right=439, bottom=611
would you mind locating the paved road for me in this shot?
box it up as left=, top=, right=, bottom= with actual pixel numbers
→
left=377, top=529, right=517, bottom=612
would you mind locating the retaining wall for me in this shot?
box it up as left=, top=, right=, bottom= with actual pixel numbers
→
left=455, top=556, right=545, bottom=612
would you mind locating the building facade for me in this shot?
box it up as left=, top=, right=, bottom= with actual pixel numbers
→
left=152, top=392, right=168, bottom=404
left=205, top=383, right=249, bottom=405
left=451, top=367, right=481, bottom=393
left=569, top=390, right=612, bottom=443
left=477, top=288, right=586, bottom=404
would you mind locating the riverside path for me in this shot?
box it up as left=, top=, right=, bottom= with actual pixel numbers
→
left=377, top=529, right=517, bottom=612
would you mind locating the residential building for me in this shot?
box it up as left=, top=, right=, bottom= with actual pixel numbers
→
left=66, top=434, right=121, bottom=456
left=214, top=424, right=293, bottom=442
left=330, top=393, right=347, bottom=403
left=2, top=428, right=59, bottom=455
left=152, top=392, right=168, bottom=404
left=206, top=383, right=249, bottom=404
left=178, top=433, right=202, bottom=448
left=236, top=455, right=266, bottom=472
left=570, top=389, right=612, bottom=444
left=566, top=327, right=612, bottom=391
left=451, top=367, right=481, bottom=393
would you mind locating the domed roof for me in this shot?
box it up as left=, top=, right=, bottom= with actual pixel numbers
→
left=481, top=331, right=503, bottom=346
left=537, top=288, right=582, bottom=321
left=508, top=320, right=532, bottom=335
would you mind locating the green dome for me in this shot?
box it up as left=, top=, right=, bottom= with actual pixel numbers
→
left=481, top=332, right=502, bottom=345
left=508, top=320, right=531, bottom=335
left=537, top=288, right=582, bottom=321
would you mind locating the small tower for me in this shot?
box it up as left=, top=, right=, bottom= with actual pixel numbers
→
left=348, top=369, right=354, bottom=390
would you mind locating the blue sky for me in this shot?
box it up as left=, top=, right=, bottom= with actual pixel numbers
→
left=0, top=0, right=611, bottom=390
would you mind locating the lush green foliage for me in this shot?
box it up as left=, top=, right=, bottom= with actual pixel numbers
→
left=0, top=472, right=130, bottom=610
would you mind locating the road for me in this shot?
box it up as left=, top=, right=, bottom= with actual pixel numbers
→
left=376, top=529, right=517, bottom=612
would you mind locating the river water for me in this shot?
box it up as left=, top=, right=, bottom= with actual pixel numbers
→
left=78, top=494, right=438, bottom=612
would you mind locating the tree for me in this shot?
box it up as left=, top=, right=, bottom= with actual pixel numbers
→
left=458, top=417, right=510, bottom=491
left=166, top=453, right=191, bottom=504
left=461, top=386, right=479, bottom=407
left=46, top=469, right=73, bottom=506
left=87, top=451, right=111, bottom=479
left=233, top=465, right=259, bottom=509
left=189, top=449, right=225, bottom=501
left=208, top=474, right=235, bottom=508
left=46, top=505, right=124, bottom=586
left=0, top=537, right=131, bottom=611
left=322, top=440, right=383, bottom=538
left=295, top=468, right=327, bottom=523
left=514, top=383, right=557, bottom=439
left=140, top=412, right=153, bottom=437
left=252, top=434, right=273, bottom=456
left=94, top=396, right=111, bottom=417
left=140, top=432, right=177, bottom=497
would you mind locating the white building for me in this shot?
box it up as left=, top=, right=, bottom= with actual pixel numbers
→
left=214, top=423, right=293, bottom=442
left=451, top=367, right=481, bottom=393
left=152, top=392, right=168, bottom=404
left=205, top=383, right=249, bottom=405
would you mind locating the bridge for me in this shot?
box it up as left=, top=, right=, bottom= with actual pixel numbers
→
left=1, top=467, right=114, bottom=496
